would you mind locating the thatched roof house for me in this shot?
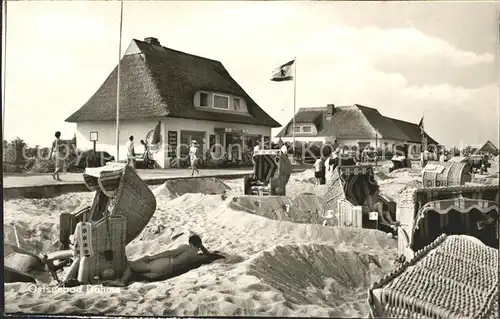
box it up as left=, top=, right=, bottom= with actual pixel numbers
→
left=473, top=140, right=498, bottom=155
left=66, top=38, right=279, bottom=127
left=275, top=104, right=438, bottom=150
left=65, top=37, right=280, bottom=167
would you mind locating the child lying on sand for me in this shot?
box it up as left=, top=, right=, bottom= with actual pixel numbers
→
left=104, top=235, right=222, bottom=287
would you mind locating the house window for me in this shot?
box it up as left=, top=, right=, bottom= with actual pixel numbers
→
left=213, top=94, right=229, bottom=110
left=199, top=92, right=209, bottom=107
left=293, top=126, right=301, bottom=133
left=301, top=125, right=312, bottom=133
left=233, top=97, right=241, bottom=111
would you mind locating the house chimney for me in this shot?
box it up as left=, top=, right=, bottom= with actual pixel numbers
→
left=144, top=37, right=160, bottom=46
left=326, top=104, right=335, bottom=120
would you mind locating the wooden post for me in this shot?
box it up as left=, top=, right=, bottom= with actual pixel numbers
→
left=93, top=141, right=96, bottom=153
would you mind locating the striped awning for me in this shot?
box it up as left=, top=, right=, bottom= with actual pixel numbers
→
left=414, top=198, right=499, bottom=231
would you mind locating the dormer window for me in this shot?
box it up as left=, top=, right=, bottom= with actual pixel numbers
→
left=213, top=94, right=230, bottom=110
left=200, top=92, right=209, bottom=107
left=291, top=124, right=314, bottom=134
left=302, top=125, right=312, bottom=133
left=194, top=91, right=248, bottom=114
left=233, top=97, right=241, bottom=111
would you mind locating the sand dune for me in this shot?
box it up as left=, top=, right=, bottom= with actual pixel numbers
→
left=5, top=172, right=403, bottom=316
left=229, top=195, right=326, bottom=224
left=247, top=244, right=393, bottom=317
left=152, top=177, right=230, bottom=199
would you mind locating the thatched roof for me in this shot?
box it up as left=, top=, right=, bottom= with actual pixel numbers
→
left=388, top=117, right=438, bottom=145
left=475, top=140, right=498, bottom=154
left=276, top=104, right=438, bottom=144
left=66, top=38, right=281, bottom=127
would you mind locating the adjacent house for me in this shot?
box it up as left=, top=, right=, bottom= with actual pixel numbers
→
left=66, top=37, right=281, bottom=168
left=275, top=104, right=438, bottom=154
left=472, top=140, right=498, bottom=156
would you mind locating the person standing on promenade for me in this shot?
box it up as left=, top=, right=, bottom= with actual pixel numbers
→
left=126, top=135, right=136, bottom=169
left=49, top=131, right=64, bottom=181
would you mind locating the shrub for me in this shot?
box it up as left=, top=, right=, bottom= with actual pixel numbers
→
left=29, top=158, right=55, bottom=173
left=3, top=138, right=27, bottom=173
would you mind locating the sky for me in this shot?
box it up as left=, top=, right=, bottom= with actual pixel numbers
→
left=2, top=1, right=499, bottom=149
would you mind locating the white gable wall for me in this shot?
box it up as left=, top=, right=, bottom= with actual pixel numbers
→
left=76, top=119, right=166, bottom=167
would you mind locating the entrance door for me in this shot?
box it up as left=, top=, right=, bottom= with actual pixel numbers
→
left=358, top=142, right=370, bottom=151
left=226, top=134, right=243, bottom=161
left=213, top=133, right=224, bottom=159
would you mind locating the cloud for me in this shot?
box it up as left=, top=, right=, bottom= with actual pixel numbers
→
left=288, top=25, right=494, bottom=68
left=402, top=84, right=474, bottom=106
left=261, top=23, right=498, bottom=146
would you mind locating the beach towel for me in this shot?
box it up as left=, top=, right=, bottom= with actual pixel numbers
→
left=73, top=222, right=94, bottom=258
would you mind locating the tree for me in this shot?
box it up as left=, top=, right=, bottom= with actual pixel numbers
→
left=449, top=146, right=460, bottom=157
left=3, top=137, right=27, bottom=173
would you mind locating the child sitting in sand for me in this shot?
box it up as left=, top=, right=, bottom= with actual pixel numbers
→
left=105, top=235, right=212, bottom=287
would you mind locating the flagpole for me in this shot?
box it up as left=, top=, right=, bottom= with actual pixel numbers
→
left=116, top=0, right=124, bottom=162
left=421, top=112, right=425, bottom=151
left=292, top=57, right=296, bottom=156
left=2, top=0, right=7, bottom=140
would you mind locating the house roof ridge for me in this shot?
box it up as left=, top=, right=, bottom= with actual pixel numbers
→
left=297, top=107, right=327, bottom=112
left=133, top=39, right=222, bottom=64
left=385, top=116, right=417, bottom=125
left=297, top=105, right=355, bottom=111
left=353, top=103, right=375, bottom=109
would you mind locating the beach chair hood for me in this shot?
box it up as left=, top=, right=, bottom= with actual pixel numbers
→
left=422, top=161, right=472, bottom=187
left=83, top=163, right=157, bottom=244
left=398, top=185, right=500, bottom=259
left=252, top=150, right=291, bottom=185
left=325, top=165, right=377, bottom=212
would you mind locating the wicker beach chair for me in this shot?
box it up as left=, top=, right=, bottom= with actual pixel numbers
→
left=389, top=155, right=411, bottom=172
left=324, top=165, right=396, bottom=228
left=422, top=161, right=472, bottom=187
left=58, top=163, right=156, bottom=284
left=469, top=154, right=491, bottom=173
left=243, top=149, right=292, bottom=196
left=397, top=184, right=499, bottom=262
left=368, top=234, right=498, bottom=319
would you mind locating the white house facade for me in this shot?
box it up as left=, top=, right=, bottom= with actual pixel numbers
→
left=275, top=104, right=438, bottom=156
left=67, top=37, right=280, bottom=168
left=76, top=118, right=271, bottom=168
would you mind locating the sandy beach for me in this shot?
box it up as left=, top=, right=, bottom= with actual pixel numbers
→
left=4, top=163, right=499, bottom=316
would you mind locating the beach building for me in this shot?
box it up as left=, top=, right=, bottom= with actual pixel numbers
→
left=275, top=104, right=438, bottom=154
left=472, top=140, right=498, bottom=156
left=66, top=37, right=281, bottom=168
